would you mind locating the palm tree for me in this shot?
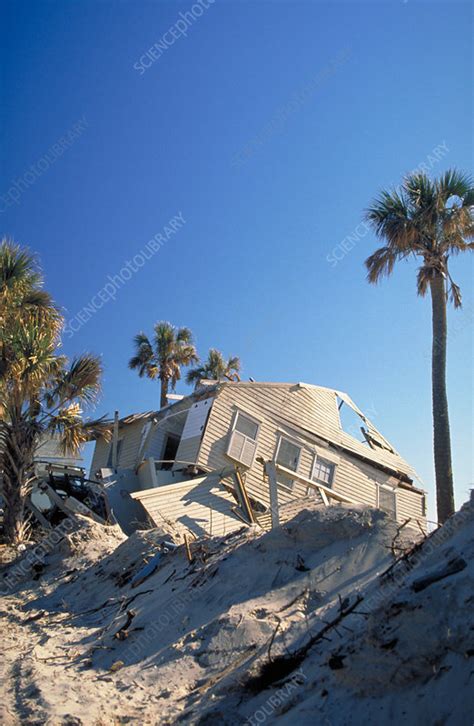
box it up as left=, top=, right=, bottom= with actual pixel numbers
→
left=186, top=348, right=241, bottom=387
left=0, top=240, right=109, bottom=544
left=364, top=169, right=474, bottom=524
left=129, top=321, right=198, bottom=408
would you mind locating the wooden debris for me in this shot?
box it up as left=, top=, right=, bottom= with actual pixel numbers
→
left=184, top=534, right=194, bottom=563
left=22, top=610, right=45, bottom=623
left=131, top=552, right=163, bottom=588
left=114, top=609, right=136, bottom=640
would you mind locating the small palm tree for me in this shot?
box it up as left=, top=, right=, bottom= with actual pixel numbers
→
left=364, top=169, right=474, bottom=524
left=186, top=348, right=241, bottom=387
left=129, top=321, right=198, bottom=408
left=0, top=240, right=109, bottom=544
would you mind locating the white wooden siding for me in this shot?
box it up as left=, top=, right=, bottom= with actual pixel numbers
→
left=131, top=474, right=243, bottom=538
left=197, top=385, right=425, bottom=525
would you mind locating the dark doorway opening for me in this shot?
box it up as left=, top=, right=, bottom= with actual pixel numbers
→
left=160, top=434, right=180, bottom=469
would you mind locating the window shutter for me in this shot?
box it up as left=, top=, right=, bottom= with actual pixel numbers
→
left=181, top=399, right=213, bottom=440
left=227, top=430, right=257, bottom=467
left=241, top=437, right=257, bottom=467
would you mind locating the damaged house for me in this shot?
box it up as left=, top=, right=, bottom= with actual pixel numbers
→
left=89, top=381, right=427, bottom=537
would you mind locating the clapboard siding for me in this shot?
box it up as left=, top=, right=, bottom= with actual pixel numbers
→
left=396, top=486, right=426, bottom=524
left=118, top=421, right=146, bottom=468
left=200, top=383, right=417, bottom=479
left=197, top=385, right=425, bottom=524
left=90, top=437, right=110, bottom=475
left=131, top=475, right=243, bottom=538
left=90, top=399, right=195, bottom=475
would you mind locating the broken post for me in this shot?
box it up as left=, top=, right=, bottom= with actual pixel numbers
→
left=265, top=461, right=280, bottom=528
left=112, top=410, right=119, bottom=470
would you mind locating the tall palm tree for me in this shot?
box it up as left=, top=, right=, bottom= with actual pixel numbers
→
left=129, top=321, right=198, bottom=408
left=364, top=169, right=474, bottom=524
left=0, top=240, right=109, bottom=544
left=186, top=348, right=241, bottom=387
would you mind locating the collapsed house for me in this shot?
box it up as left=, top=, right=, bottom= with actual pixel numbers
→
left=89, top=381, right=427, bottom=536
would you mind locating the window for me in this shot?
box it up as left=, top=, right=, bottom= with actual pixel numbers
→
left=235, top=413, right=259, bottom=440
left=378, top=485, right=397, bottom=518
left=226, top=411, right=260, bottom=467
left=106, top=438, right=123, bottom=468
left=312, top=457, right=335, bottom=487
left=275, top=436, right=301, bottom=490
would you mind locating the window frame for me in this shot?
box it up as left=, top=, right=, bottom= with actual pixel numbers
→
left=274, top=434, right=303, bottom=491
left=226, top=409, right=261, bottom=467
left=311, top=455, right=337, bottom=488
left=231, top=409, right=261, bottom=440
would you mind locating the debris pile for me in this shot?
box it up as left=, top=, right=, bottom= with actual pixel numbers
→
left=1, top=496, right=473, bottom=725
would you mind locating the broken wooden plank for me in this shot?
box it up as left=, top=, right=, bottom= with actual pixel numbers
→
left=184, top=534, right=194, bottom=563
left=25, top=499, right=52, bottom=529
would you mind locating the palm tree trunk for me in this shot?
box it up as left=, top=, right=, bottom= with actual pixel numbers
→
left=160, top=377, right=169, bottom=409
left=430, top=271, right=455, bottom=523
left=2, top=429, right=35, bottom=544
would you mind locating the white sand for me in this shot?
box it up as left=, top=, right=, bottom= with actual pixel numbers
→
left=1, top=496, right=473, bottom=725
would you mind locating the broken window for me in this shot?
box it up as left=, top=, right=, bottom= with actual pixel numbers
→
left=378, top=484, right=397, bottom=518
left=226, top=411, right=260, bottom=467
left=312, top=456, right=335, bottom=487
left=337, top=396, right=368, bottom=443
left=337, top=394, right=395, bottom=453
left=275, top=436, right=301, bottom=490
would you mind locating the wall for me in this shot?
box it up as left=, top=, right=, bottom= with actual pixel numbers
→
left=197, top=384, right=425, bottom=525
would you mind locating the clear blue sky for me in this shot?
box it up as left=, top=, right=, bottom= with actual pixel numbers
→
left=1, top=0, right=472, bottom=520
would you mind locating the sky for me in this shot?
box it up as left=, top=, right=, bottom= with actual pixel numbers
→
left=1, top=0, right=473, bottom=521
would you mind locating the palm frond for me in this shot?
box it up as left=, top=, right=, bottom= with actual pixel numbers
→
left=47, top=411, right=112, bottom=456
left=448, top=279, right=462, bottom=309
left=403, top=172, right=436, bottom=210
left=49, top=354, right=103, bottom=408
left=0, top=239, right=42, bottom=294
left=365, top=246, right=400, bottom=284
left=176, top=326, right=193, bottom=344
left=185, top=366, right=205, bottom=385
left=416, top=265, right=437, bottom=298
left=129, top=332, right=155, bottom=377
left=435, top=169, right=474, bottom=205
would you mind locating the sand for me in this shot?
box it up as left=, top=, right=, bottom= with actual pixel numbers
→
left=1, top=496, right=473, bottom=725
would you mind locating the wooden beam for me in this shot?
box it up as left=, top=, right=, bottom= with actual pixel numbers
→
left=234, top=470, right=256, bottom=524
left=37, top=481, right=77, bottom=519
left=25, top=499, right=52, bottom=529
left=112, top=410, right=119, bottom=469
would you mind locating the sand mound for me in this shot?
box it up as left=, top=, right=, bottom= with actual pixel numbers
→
left=1, top=497, right=473, bottom=725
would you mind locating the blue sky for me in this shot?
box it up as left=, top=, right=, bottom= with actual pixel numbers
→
left=1, top=0, right=472, bottom=520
